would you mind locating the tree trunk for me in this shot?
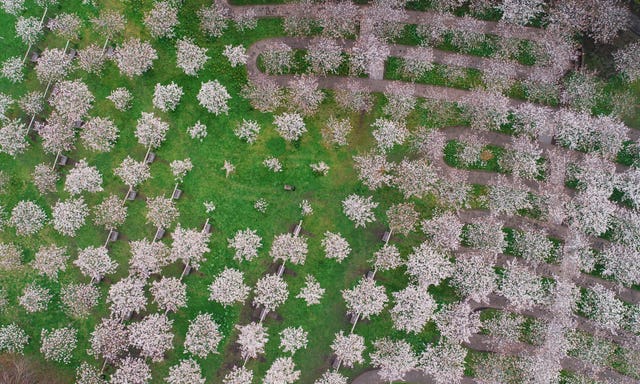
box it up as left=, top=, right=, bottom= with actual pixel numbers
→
left=22, top=44, right=32, bottom=65
left=51, top=151, right=60, bottom=170
left=101, top=37, right=109, bottom=54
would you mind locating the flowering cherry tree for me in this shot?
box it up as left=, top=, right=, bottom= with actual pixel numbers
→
left=372, top=118, right=408, bottom=152
left=18, top=284, right=51, bottom=313
left=80, top=117, right=119, bottom=152
left=184, top=313, right=222, bottom=358
left=52, top=197, right=89, bottom=237
left=176, top=37, right=209, bottom=76
left=228, top=228, right=262, bottom=262
left=391, top=284, right=436, bottom=333
left=129, top=313, right=174, bottom=362
left=435, top=301, right=481, bottom=344
left=115, top=156, right=151, bottom=191
left=136, top=112, right=170, bottom=151
left=222, top=45, right=248, bottom=67
left=331, top=331, right=365, bottom=368
left=0, top=119, right=28, bottom=157
left=451, top=253, right=497, bottom=304
left=114, top=38, right=158, bottom=78
left=93, top=194, right=127, bottom=231
left=279, top=326, right=308, bottom=354
left=369, top=338, right=417, bottom=383
left=421, top=212, right=463, bottom=251
left=498, top=261, right=548, bottom=311
left=64, top=159, right=103, bottom=195
left=165, top=359, right=205, bottom=384
left=35, top=48, right=72, bottom=84
left=31, top=245, right=68, bottom=279
left=353, top=152, right=394, bottom=191
left=198, top=80, right=231, bottom=115
left=208, top=267, right=250, bottom=306
left=107, top=88, right=132, bottom=111
left=270, top=233, right=308, bottom=266
left=151, top=277, right=187, bottom=313
left=107, top=277, right=147, bottom=319
left=241, top=76, right=284, bottom=112
left=198, top=3, right=228, bottom=37
left=60, top=283, right=100, bottom=318
left=234, top=119, right=261, bottom=144
left=306, top=37, right=342, bottom=75
left=287, top=75, right=324, bottom=116
left=342, top=194, right=378, bottom=228
left=170, top=224, right=210, bottom=276
left=144, top=1, right=178, bottom=39
left=334, top=81, right=373, bottom=113
left=146, top=196, right=178, bottom=230
left=260, top=42, right=293, bottom=75
left=88, top=318, right=129, bottom=366
left=253, top=274, right=289, bottom=312
left=110, top=357, right=151, bottom=384
left=236, top=321, right=268, bottom=360
left=9, top=200, right=46, bottom=236
left=418, top=341, right=467, bottom=384
left=296, top=274, right=325, bottom=305
left=0, top=324, right=29, bottom=354
left=74, top=245, right=117, bottom=283
left=274, top=112, right=306, bottom=142
left=90, top=9, right=125, bottom=49
left=129, top=239, right=169, bottom=278
left=223, top=366, right=253, bottom=384
left=321, top=231, right=351, bottom=263
left=40, top=327, right=77, bottom=364
left=264, top=357, right=300, bottom=384
left=342, top=277, right=388, bottom=320
left=406, top=242, right=454, bottom=287
left=153, top=82, right=183, bottom=112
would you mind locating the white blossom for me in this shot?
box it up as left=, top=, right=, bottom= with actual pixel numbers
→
left=31, top=245, right=68, bottom=279
left=15, top=16, right=42, bottom=46
left=188, top=120, right=208, bottom=141
left=451, top=253, right=497, bottom=304
left=93, top=194, right=127, bottom=231
left=129, top=313, right=174, bottom=362
left=208, top=267, right=250, bottom=306
left=331, top=331, right=365, bottom=368
left=372, top=118, right=408, bottom=151
left=435, top=302, right=481, bottom=344
left=144, top=1, right=178, bottom=38
left=0, top=324, right=28, bottom=354
left=9, top=200, right=46, bottom=236
left=135, top=112, right=169, bottom=149
left=64, top=159, right=103, bottom=195
left=223, top=44, right=248, bottom=67
left=52, top=197, right=89, bottom=237
left=260, top=42, right=293, bottom=75
left=88, top=318, right=129, bottom=364
left=253, top=274, right=289, bottom=312
left=296, top=274, right=325, bottom=305
left=166, top=359, right=205, bottom=384
left=228, top=228, right=262, bottom=262
left=0, top=242, right=21, bottom=270
left=80, top=116, right=119, bottom=152
left=108, top=277, right=147, bottom=319
left=306, top=37, right=342, bottom=75
left=170, top=224, right=210, bottom=271
left=170, top=158, right=193, bottom=183
left=0, top=119, right=26, bottom=157
left=234, top=119, right=260, bottom=144
left=406, top=242, right=454, bottom=287
left=287, top=75, right=324, bottom=116
left=1, top=56, right=23, bottom=83
left=274, top=112, right=306, bottom=142
left=153, top=82, right=183, bottom=112
left=369, top=338, right=417, bottom=383
left=236, top=321, right=268, bottom=360
left=353, top=152, right=394, bottom=191
left=264, top=357, right=300, bottom=384
left=310, top=161, right=330, bottom=175
left=60, top=283, right=100, bottom=318
left=223, top=366, right=253, bottom=384
left=263, top=157, right=283, bottom=172
left=342, top=277, right=387, bottom=320
left=114, top=38, right=158, bottom=78
left=176, top=37, right=208, bottom=76
left=19, top=284, right=51, bottom=313
left=241, top=76, right=284, bottom=112
left=151, top=277, right=187, bottom=313
left=40, top=327, right=77, bottom=364
left=614, top=41, right=640, bottom=82
left=270, top=233, right=308, bottom=266
left=115, top=156, right=151, bottom=189
left=184, top=313, right=222, bottom=358
left=111, top=357, right=151, bottom=384
left=391, top=284, right=436, bottom=333
left=418, top=341, right=467, bottom=384
left=74, top=245, right=117, bottom=283
left=129, top=239, right=169, bottom=278
left=198, top=80, right=231, bottom=115
left=198, top=3, right=228, bottom=37
left=107, top=88, right=132, bottom=111
left=342, top=194, right=377, bottom=228
left=279, top=326, right=308, bottom=354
